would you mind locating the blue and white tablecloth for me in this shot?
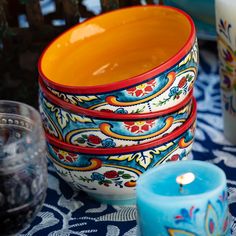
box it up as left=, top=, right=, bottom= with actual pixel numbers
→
left=20, top=41, right=236, bottom=236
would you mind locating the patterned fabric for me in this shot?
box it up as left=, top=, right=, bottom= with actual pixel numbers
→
left=20, top=42, right=236, bottom=236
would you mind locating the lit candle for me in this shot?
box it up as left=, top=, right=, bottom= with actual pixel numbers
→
left=176, top=172, right=195, bottom=192
left=136, top=161, right=230, bottom=236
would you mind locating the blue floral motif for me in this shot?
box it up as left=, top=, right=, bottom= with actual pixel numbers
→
left=217, top=190, right=228, bottom=212
left=168, top=86, right=179, bottom=97
left=219, top=19, right=232, bottom=42
left=223, top=75, right=231, bottom=89
left=223, top=95, right=236, bottom=115
left=183, top=84, right=188, bottom=95
left=115, top=108, right=128, bottom=114
left=175, top=206, right=199, bottom=224
left=102, top=138, right=116, bottom=148
left=179, top=150, right=187, bottom=160
left=91, top=172, right=105, bottom=181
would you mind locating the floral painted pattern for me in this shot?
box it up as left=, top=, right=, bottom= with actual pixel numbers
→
left=127, top=80, right=156, bottom=97
left=218, top=36, right=236, bottom=115
left=218, top=19, right=232, bottom=42
left=52, top=147, right=78, bottom=163
left=174, top=206, right=199, bottom=224
left=41, top=91, right=192, bottom=148
left=217, top=190, right=228, bottom=210
left=75, top=134, right=116, bottom=148
left=223, top=94, right=236, bottom=115
left=157, top=74, right=194, bottom=107
left=124, top=120, right=155, bottom=134
left=166, top=191, right=229, bottom=236
left=178, top=77, right=188, bottom=88
left=78, top=170, right=134, bottom=188
left=168, top=150, right=187, bottom=162
left=100, top=108, right=128, bottom=114
left=222, top=48, right=233, bottom=63
left=222, top=75, right=232, bottom=90
left=41, top=41, right=198, bottom=114
left=217, top=17, right=236, bottom=116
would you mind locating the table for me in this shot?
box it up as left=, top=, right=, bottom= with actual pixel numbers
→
left=20, top=41, right=236, bottom=236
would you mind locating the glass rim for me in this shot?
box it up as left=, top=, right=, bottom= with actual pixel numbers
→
left=0, top=99, right=42, bottom=135
left=0, top=100, right=45, bottom=167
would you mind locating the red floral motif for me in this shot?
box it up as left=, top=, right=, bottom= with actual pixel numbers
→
left=87, top=135, right=101, bottom=144
left=170, top=154, right=180, bottom=161
left=124, top=120, right=155, bottom=133
left=178, top=77, right=187, bottom=88
left=209, top=219, right=215, bottom=233
left=104, top=170, right=119, bottom=179
left=53, top=147, right=78, bottom=163
left=52, top=147, right=59, bottom=153
left=223, top=49, right=233, bottom=62
left=127, top=80, right=156, bottom=97
left=223, top=217, right=229, bottom=232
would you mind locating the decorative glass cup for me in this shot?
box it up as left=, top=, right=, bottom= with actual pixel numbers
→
left=0, top=100, right=47, bottom=235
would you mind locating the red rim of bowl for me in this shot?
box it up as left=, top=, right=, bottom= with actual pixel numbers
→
left=38, top=5, right=196, bottom=94
left=45, top=97, right=197, bottom=155
left=39, top=76, right=193, bottom=120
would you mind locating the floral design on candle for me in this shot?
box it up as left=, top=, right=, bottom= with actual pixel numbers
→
left=137, top=161, right=230, bottom=236
left=217, top=11, right=236, bottom=117
left=174, top=206, right=199, bottom=224
left=223, top=94, right=236, bottom=115
left=217, top=190, right=228, bottom=211
left=166, top=191, right=230, bottom=236
left=218, top=19, right=232, bottom=42
left=222, top=49, right=233, bottom=63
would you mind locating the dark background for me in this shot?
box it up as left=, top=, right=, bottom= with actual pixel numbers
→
left=0, top=0, right=154, bottom=107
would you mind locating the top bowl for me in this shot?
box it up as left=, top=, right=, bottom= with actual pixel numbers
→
left=39, top=5, right=198, bottom=114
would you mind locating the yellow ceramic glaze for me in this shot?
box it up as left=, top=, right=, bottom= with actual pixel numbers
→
left=41, top=6, right=191, bottom=87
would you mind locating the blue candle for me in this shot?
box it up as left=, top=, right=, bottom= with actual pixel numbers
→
left=136, top=160, right=230, bottom=236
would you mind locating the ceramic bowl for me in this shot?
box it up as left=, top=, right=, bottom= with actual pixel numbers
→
left=163, top=0, right=216, bottom=40
left=45, top=98, right=197, bottom=205
left=38, top=5, right=198, bottom=114
left=39, top=79, right=193, bottom=148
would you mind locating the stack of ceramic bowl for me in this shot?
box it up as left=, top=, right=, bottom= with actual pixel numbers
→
left=38, top=5, right=199, bottom=205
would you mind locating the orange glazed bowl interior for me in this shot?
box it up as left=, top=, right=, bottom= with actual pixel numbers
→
left=39, top=5, right=193, bottom=89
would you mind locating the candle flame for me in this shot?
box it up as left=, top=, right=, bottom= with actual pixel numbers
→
left=176, top=172, right=195, bottom=186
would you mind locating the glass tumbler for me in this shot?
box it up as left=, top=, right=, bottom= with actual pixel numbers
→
left=0, top=100, right=47, bottom=235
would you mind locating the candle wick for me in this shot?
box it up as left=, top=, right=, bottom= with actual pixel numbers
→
left=176, top=172, right=195, bottom=193
left=179, top=183, right=183, bottom=193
